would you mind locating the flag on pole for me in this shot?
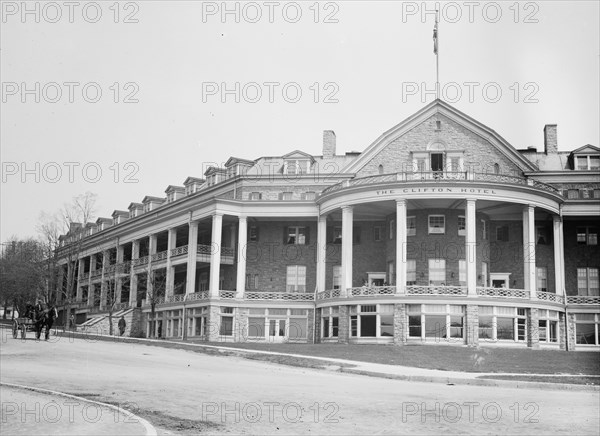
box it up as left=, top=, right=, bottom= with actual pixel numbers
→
left=433, top=13, right=438, bottom=55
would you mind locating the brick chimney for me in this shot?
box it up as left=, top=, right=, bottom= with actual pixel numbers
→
left=544, top=124, right=558, bottom=154
left=323, top=130, right=336, bottom=159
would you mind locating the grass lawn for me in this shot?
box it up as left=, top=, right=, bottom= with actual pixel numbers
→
left=194, top=341, right=600, bottom=375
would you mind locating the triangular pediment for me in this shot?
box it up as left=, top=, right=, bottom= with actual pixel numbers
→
left=571, top=144, right=600, bottom=155
left=282, top=150, right=315, bottom=162
left=344, top=99, right=537, bottom=175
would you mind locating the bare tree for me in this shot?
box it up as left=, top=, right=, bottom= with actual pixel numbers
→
left=0, top=238, right=46, bottom=317
left=37, top=192, right=97, bottom=329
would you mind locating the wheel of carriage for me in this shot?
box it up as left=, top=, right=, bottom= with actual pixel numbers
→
left=12, top=322, right=18, bottom=339
left=20, top=324, right=26, bottom=339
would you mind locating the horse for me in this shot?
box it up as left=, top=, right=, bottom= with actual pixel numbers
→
left=30, top=302, right=58, bottom=341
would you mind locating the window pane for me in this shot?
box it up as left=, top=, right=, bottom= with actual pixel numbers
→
left=406, top=260, right=416, bottom=284
left=248, top=318, right=265, bottom=337
left=220, top=316, right=233, bottom=336
left=576, top=323, right=597, bottom=345
left=497, top=317, right=515, bottom=340
left=408, top=316, right=421, bottom=337
left=380, top=314, right=394, bottom=336
left=425, top=315, right=446, bottom=339
left=428, top=259, right=446, bottom=284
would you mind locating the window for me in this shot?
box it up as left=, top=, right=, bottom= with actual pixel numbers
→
left=577, top=227, right=598, bottom=245
left=428, top=259, right=446, bottom=285
left=279, top=192, right=293, bottom=200
left=378, top=165, right=384, bottom=174
left=536, top=267, right=547, bottom=293
left=481, top=220, right=488, bottom=240
left=220, top=307, right=234, bottom=336
left=567, top=189, right=580, bottom=199
left=332, top=227, right=342, bottom=244
left=428, top=215, right=445, bottom=234
left=322, top=307, right=339, bottom=338
left=493, top=163, right=500, bottom=174
left=249, top=192, right=262, bottom=200
left=536, top=227, right=548, bottom=245
left=496, top=225, right=509, bottom=242
left=389, top=220, right=395, bottom=239
left=332, top=265, right=341, bottom=289
left=349, top=304, right=394, bottom=338
left=406, top=260, right=416, bottom=285
left=575, top=313, right=599, bottom=345
left=373, top=226, right=383, bottom=242
left=286, top=226, right=307, bottom=245
left=575, top=155, right=600, bottom=171
left=458, top=260, right=466, bottom=285
left=431, top=153, right=444, bottom=172
left=407, top=216, right=416, bottom=236
left=301, top=191, right=316, bottom=200
left=457, top=216, right=466, bottom=236
left=245, top=274, right=259, bottom=290
left=286, top=265, right=306, bottom=292
left=538, top=310, right=558, bottom=343
left=285, top=159, right=310, bottom=175
left=577, top=268, right=599, bottom=296
left=388, top=261, right=395, bottom=285
left=248, top=225, right=259, bottom=242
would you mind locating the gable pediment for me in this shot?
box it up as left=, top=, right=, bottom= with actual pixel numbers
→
left=572, top=144, right=600, bottom=155
left=345, top=100, right=537, bottom=176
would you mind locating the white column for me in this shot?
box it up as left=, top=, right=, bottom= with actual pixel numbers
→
left=235, top=216, right=247, bottom=299
left=186, top=221, right=198, bottom=294
left=166, top=228, right=177, bottom=297
left=396, top=200, right=407, bottom=294
left=523, top=205, right=536, bottom=298
left=129, top=241, right=139, bottom=306
left=209, top=213, right=223, bottom=298
left=87, top=255, right=94, bottom=306
left=76, top=258, right=85, bottom=302
left=147, top=234, right=157, bottom=302
left=341, top=206, right=353, bottom=296
left=100, top=250, right=109, bottom=308
left=115, top=242, right=124, bottom=304
left=317, top=216, right=327, bottom=293
left=466, top=199, right=477, bottom=296
left=552, top=215, right=565, bottom=296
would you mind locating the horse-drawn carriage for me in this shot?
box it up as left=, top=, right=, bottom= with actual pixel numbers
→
left=12, top=303, right=57, bottom=340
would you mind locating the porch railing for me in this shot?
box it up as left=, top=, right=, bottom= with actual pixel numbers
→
left=245, top=292, right=315, bottom=301
left=406, top=285, right=467, bottom=295
left=349, top=286, right=397, bottom=296
left=566, top=295, right=600, bottom=305
left=476, top=287, right=530, bottom=299
left=171, top=245, right=188, bottom=257
left=536, top=291, right=565, bottom=304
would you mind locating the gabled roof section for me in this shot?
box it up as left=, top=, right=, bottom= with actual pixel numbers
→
left=571, top=144, right=600, bottom=154
left=344, top=99, right=538, bottom=173
left=282, top=150, right=316, bottom=162
left=204, top=166, right=227, bottom=176
left=128, top=202, right=144, bottom=210
left=142, top=196, right=165, bottom=204
left=183, top=177, right=205, bottom=186
left=165, top=185, right=185, bottom=194
left=225, top=157, right=255, bottom=167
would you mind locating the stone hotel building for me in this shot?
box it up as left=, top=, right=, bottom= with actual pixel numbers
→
left=54, top=100, right=600, bottom=350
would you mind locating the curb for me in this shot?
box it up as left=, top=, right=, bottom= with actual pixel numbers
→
left=1, top=382, right=157, bottom=436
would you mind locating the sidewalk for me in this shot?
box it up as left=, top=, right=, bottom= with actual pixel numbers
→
left=0, top=383, right=156, bottom=435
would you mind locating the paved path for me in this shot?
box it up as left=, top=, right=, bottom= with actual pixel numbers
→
left=0, top=384, right=154, bottom=435
left=1, top=336, right=599, bottom=435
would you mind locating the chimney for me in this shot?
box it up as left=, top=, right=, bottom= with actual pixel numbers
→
left=544, top=124, right=557, bottom=154
left=323, top=130, right=336, bottom=159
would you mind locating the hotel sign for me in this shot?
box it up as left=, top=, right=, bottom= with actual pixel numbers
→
left=376, top=187, right=497, bottom=195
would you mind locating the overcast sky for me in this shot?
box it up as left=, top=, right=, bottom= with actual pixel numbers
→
left=1, top=0, right=599, bottom=242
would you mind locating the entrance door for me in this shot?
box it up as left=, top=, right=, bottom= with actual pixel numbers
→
left=490, top=273, right=511, bottom=289
left=269, top=319, right=286, bottom=342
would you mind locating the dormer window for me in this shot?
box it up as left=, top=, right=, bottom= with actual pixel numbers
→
left=576, top=155, right=600, bottom=170
left=284, top=159, right=310, bottom=175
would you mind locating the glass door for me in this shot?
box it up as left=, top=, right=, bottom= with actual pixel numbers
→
left=269, top=319, right=286, bottom=342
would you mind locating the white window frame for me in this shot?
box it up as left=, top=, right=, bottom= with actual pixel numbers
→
left=407, top=216, right=416, bottom=236
left=332, top=265, right=341, bottom=289
left=389, top=220, right=395, bottom=239
left=577, top=268, right=599, bottom=296
left=457, top=216, right=466, bottom=236
left=406, top=260, right=416, bottom=285
left=536, top=267, right=548, bottom=293
left=286, top=226, right=306, bottom=245
left=286, top=265, right=306, bottom=293
left=458, top=260, right=466, bottom=285
left=428, top=259, right=446, bottom=285
left=428, top=215, right=445, bottom=234
left=575, top=155, right=600, bottom=170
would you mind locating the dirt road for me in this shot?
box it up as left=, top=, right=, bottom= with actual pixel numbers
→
left=1, top=336, right=598, bottom=435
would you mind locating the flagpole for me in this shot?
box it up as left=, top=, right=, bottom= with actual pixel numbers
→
left=435, top=10, right=439, bottom=100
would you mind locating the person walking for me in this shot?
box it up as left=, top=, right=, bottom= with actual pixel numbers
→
left=118, top=316, right=126, bottom=336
